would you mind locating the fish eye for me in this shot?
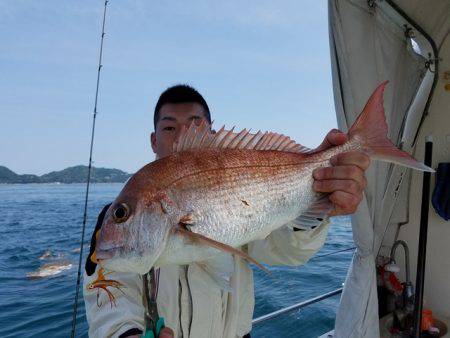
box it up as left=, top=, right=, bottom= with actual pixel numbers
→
left=113, top=203, right=130, bottom=223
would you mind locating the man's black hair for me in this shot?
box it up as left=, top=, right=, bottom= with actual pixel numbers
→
left=153, top=84, right=211, bottom=129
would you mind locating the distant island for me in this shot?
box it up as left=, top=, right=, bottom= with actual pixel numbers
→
left=0, top=165, right=132, bottom=184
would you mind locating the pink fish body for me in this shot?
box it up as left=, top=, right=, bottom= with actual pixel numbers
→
left=94, top=82, right=432, bottom=276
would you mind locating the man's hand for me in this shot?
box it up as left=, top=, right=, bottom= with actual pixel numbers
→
left=312, top=129, right=370, bottom=216
left=126, top=327, right=174, bottom=338
left=158, top=327, right=174, bottom=338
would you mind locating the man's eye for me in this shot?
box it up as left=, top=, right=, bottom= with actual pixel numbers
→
left=163, top=126, right=175, bottom=131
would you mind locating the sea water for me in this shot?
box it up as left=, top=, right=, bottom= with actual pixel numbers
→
left=0, top=183, right=353, bottom=338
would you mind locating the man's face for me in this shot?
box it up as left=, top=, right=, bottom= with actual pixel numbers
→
left=151, top=102, right=210, bottom=159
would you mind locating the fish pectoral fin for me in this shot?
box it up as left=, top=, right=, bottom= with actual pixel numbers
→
left=175, top=227, right=268, bottom=273
left=196, top=254, right=234, bottom=291
left=292, top=194, right=334, bottom=230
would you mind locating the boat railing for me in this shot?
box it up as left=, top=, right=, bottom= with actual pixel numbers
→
left=252, top=288, right=343, bottom=325
left=252, top=246, right=355, bottom=326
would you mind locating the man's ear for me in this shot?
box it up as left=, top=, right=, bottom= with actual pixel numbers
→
left=150, top=132, right=157, bottom=153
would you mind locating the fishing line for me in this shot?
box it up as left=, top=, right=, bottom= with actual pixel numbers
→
left=311, top=246, right=356, bottom=260
left=70, top=1, right=109, bottom=337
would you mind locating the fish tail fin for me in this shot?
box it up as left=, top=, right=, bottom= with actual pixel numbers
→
left=348, top=81, right=433, bottom=172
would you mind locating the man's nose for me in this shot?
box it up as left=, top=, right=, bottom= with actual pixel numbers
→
left=174, top=122, right=192, bottom=141
left=175, top=127, right=184, bottom=140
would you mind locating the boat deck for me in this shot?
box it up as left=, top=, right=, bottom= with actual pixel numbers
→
left=318, top=313, right=450, bottom=338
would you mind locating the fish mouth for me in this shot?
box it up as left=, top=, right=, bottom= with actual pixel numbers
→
left=95, top=247, right=122, bottom=261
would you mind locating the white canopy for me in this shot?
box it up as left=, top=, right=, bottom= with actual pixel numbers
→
left=328, top=0, right=449, bottom=337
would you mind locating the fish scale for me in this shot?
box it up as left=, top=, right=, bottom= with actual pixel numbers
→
left=166, top=149, right=323, bottom=249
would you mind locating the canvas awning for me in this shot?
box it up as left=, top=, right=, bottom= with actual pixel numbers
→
left=328, top=0, right=449, bottom=337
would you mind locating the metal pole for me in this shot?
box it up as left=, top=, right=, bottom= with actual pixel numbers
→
left=412, top=137, right=433, bottom=337
left=252, top=288, right=343, bottom=326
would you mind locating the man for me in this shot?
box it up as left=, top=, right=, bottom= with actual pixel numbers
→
left=83, top=84, right=369, bottom=338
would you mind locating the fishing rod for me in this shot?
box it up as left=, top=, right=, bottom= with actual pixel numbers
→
left=70, top=1, right=109, bottom=337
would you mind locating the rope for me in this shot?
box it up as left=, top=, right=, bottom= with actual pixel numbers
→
left=70, top=2, right=109, bottom=337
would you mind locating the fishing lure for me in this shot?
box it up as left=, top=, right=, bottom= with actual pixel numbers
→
left=87, top=267, right=125, bottom=308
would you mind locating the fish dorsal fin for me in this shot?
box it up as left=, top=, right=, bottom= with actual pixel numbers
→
left=173, top=120, right=312, bottom=154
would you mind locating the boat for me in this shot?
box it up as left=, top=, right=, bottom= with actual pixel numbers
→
left=254, top=1, right=450, bottom=337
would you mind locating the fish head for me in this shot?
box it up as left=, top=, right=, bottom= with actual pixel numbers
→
left=95, top=176, right=175, bottom=274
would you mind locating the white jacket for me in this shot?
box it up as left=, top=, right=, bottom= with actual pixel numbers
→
left=83, top=221, right=329, bottom=338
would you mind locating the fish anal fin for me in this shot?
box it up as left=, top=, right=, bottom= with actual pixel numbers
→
left=175, top=227, right=268, bottom=273
left=292, top=194, right=333, bottom=230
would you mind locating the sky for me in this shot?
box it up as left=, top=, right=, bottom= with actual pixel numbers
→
left=0, top=1, right=337, bottom=175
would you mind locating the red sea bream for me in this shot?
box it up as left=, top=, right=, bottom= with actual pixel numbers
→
left=92, top=82, right=432, bottom=285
